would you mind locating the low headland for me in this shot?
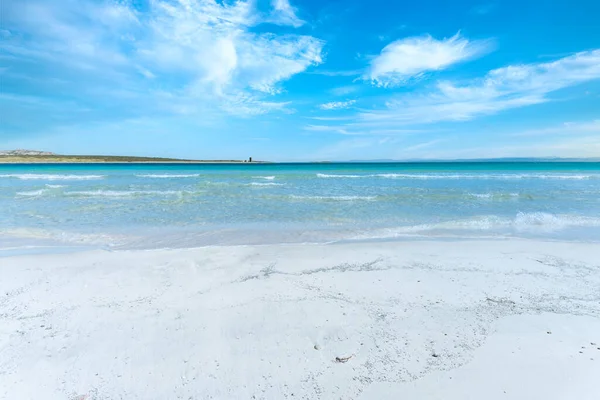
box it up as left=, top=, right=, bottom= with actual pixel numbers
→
left=0, top=150, right=265, bottom=164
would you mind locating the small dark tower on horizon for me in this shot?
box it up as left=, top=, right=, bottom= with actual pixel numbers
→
left=249, top=156, right=253, bottom=163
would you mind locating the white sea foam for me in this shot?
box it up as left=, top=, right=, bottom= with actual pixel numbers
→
left=354, top=212, right=600, bottom=240
left=248, top=182, right=283, bottom=186
left=253, top=176, right=276, bottom=180
left=468, top=192, right=520, bottom=199
left=316, top=173, right=363, bottom=178
left=317, top=173, right=599, bottom=180
left=45, top=184, right=65, bottom=188
left=16, top=189, right=48, bottom=197
left=290, top=195, right=376, bottom=201
left=204, top=181, right=230, bottom=186
left=0, top=174, right=105, bottom=181
left=136, top=174, right=200, bottom=178
left=0, top=227, right=129, bottom=247
left=65, top=190, right=186, bottom=198
left=512, top=212, right=600, bottom=231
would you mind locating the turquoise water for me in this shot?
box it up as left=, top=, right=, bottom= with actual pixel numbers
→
left=1, top=162, right=600, bottom=249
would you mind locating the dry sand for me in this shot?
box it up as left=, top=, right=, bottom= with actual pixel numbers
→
left=1, top=239, right=599, bottom=399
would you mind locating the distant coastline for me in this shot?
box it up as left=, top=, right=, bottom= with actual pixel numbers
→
left=4, top=157, right=599, bottom=164
left=0, top=153, right=267, bottom=164
left=1, top=150, right=599, bottom=164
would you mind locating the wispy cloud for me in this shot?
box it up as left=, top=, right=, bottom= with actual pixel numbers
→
left=402, top=139, right=445, bottom=152
left=364, top=33, right=493, bottom=87
left=1, top=0, right=323, bottom=118
left=307, top=69, right=362, bottom=77
left=319, top=100, right=356, bottom=110
left=419, top=134, right=600, bottom=159
left=268, top=0, right=305, bottom=28
left=509, top=120, right=600, bottom=137
left=307, top=49, right=600, bottom=136
left=314, top=119, right=600, bottom=160
left=304, top=123, right=424, bottom=136
left=312, top=135, right=448, bottom=160
left=329, top=85, right=360, bottom=96
left=136, top=0, right=323, bottom=98
left=360, top=49, right=600, bottom=124
left=304, top=125, right=348, bottom=133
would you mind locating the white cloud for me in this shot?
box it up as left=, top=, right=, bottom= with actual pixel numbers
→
left=1, top=0, right=323, bottom=116
left=312, top=135, right=450, bottom=161
left=424, top=135, right=600, bottom=159
left=328, top=85, right=360, bottom=96
left=308, top=69, right=362, bottom=77
left=306, top=49, right=600, bottom=137
left=2, top=0, right=136, bottom=72
left=509, top=120, right=600, bottom=137
left=402, top=139, right=445, bottom=152
left=237, top=35, right=323, bottom=94
left=304, top=123, right=424, bottom=136
left=304, top=125, right=347, bottom=133
left=268, top=0, right=305, bottom=28
left=364, top=33, right=492, bottom=87
left=319, top=100, right=356, bottom=110
left=360, top=49, right=600, bottom=124
left=313, top=119, right=600, bottom=161
left=220, top=92, right=292, bottom=116
left=139, top=0, right=323, bottom=97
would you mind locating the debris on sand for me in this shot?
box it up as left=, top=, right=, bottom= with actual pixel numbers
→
left=335, top=355, right=353, bottom=363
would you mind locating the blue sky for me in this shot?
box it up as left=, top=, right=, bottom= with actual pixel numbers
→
left=1, top=0, right=600, bottom=160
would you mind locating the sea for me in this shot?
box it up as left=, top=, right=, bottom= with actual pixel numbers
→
left=1, top=162, right=600, bottom=252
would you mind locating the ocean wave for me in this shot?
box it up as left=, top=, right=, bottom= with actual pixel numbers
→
left=512, top=212, right=600, bottom=231
left=0, top=228, right=129, bottom=247
left=468, top=192, right=520, bottom=199
left=16, top=189, right=48, bottom=197
left=248, top=182, right=284, bottom=186
left=136, top=174, right=201, bottom=178
left=64, top=190, right=187, bottom=198
left=289, top=195, right=376, bottom=201
left=354, top=212, right=600, bottom=239
left=317, top=173, right=599, bottom=180
left=204, top=181, right=230, bottom=186
left=0, top=174, right=105, bottom=181
left=253, top=176, right=276, bottom=180
left=45, top=184, right=65, bottom=188
left=316, top=173, right=363, bottom=178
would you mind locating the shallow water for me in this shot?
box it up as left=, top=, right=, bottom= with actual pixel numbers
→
left=1, top=162, right=600, bottom=249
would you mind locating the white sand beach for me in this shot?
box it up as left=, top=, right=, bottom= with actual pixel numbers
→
left=1, top=239, right=599, bottom=399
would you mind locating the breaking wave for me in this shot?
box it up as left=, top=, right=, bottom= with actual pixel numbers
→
left=64, top=190, right=189, bottom=198
left=136, top=174, right=201, bottom=178
left=289, top=195, right=377, bottom=201
left=354, top=212, right=600, bottom=240
left=317, top=173, right=599, bottom=180
left=0, top=174, right=105, bottom=181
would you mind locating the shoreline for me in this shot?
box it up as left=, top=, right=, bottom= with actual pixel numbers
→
left=3, top=227, right=600, bottom=256
left=2, top=238, right=599, bottom=399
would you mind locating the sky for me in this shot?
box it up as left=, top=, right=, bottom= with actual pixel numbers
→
left=1, top=0, right=600, bottom=161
